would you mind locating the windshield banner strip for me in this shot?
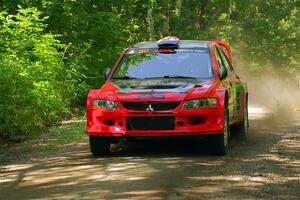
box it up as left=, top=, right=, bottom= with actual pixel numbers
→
left=126, top=48, right=208, bottom=55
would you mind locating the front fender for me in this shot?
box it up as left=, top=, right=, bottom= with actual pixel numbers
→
left=87, top=89, right=101, bottom=109
left=216, top=88, right=227, bottom=109
left=86, top=89, right=102, bottom=130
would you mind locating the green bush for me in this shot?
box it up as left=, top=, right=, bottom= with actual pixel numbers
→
left=0, top=7, right=81, bottom=140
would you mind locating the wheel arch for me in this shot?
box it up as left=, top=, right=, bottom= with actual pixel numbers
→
left=216, top=89, right=229, bottom=109
left=243, top=92, right=249, bottom=114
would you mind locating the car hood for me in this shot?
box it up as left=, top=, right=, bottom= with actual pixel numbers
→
left=101, top=79, right=216, bottom=101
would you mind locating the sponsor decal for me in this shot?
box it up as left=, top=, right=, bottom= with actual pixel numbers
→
left=127, top=49, right=135, bottom=54
left=175, top=49, right=206, bottom=53
left=155, top=49, right=175, bottom=53
left=138, top=49, right=150, bottom=54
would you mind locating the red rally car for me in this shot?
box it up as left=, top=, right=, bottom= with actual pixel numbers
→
left=86, top=37, right=248, bottom=156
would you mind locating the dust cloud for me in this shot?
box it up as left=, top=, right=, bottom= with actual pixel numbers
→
left=234, top=60, right=300, bottom=124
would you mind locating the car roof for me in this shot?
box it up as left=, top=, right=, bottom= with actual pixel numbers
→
left=133, top=40, right=210, bottom=49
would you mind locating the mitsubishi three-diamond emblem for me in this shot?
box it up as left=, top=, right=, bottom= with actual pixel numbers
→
left=146, top=104, right=154, bottom=111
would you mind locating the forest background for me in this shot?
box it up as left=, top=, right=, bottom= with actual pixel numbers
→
left=0, top=0, right=299, bottom=141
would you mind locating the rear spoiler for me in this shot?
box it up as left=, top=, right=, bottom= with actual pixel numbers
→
left=211, top=40, right=232, bottom=64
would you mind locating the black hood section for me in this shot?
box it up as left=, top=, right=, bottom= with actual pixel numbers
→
left=111, top=79, right=201, bottom=94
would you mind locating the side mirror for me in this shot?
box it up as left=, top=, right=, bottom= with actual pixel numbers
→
left=218, top=66, right=227, bottom=80
left=104, top=68, right=111, bottom=80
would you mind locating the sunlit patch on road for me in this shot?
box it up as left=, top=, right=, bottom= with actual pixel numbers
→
left=248, top=105, right=273, bottom=120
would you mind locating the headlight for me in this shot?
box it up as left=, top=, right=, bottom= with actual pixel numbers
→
left=182, top=98, right=217, bottom=110
left=93, top=99, right=120, bottom=110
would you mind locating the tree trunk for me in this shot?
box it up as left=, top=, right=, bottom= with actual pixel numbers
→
left=229, top=0, right=235, bottom=20
left=161, top=0, right=170, bottom=37
left=195, top=0, right=209, bottom=30
left=175, top=0, right=182, bottom=16
left=147, top=8, right=155, bottom=40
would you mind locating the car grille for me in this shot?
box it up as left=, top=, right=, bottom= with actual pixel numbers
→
left=126, top=117, right=175, bottom=130
left=121, top=101, right=180, bottom=111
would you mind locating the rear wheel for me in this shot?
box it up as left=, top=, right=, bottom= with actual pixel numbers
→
left=209, top=108, right=230, bottom=155
left=89, top=136, right=110, bottom=156
left=235, top=100, right=249, bottom=138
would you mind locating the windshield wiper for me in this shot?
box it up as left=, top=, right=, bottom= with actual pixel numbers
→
left=147, top=75, right=198, bottom=79
left=163, top=75, right=198, bottom=79
left=113, top=75, right=199, bottom=80
left=112, top=76, right=138, bottom=80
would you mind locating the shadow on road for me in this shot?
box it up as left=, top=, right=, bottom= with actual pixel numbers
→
left=0, top=105, right=299, bottom=200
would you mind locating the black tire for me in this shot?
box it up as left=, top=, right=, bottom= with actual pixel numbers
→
left=209, top=108, right=230, bottom=155
left=234, top=100, right=249, bottom=139
left=89, top=136, right=110, bottom=156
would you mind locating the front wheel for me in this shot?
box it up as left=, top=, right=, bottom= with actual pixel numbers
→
left=89, top=136, right=110, bottom=156
left=209, top=108, right=230, bottom=155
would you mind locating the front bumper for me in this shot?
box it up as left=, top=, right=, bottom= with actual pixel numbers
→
left=87, top=108, right=224, bottom=137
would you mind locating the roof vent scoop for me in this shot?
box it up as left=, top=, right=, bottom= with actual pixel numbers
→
left=157, top=36, right=180, bottom=49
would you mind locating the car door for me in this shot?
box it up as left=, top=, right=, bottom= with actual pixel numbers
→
left=213, top=46, right=235, bottom=121
left=218, top=47, right=245, bottom=121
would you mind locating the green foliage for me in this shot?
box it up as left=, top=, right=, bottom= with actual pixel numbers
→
left=166, top=0, right=299, bottom=72
left=0, top=8, right=82, bottom=139
left=230, top=0, right=300, bottom=72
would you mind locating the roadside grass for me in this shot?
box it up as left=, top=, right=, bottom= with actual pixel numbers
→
left=0, top=116, right=86, bottom=164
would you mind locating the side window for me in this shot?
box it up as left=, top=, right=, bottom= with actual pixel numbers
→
left=218, top=47, right=234, bottom=73
left=220, top=47, right=230, bottom=62
left=214, top=46, right=228, bottom=79
left=214, top=46, right=225, bottom=71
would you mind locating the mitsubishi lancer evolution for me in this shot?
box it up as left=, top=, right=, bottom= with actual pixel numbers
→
left=86, top=36, right=248, bottom=156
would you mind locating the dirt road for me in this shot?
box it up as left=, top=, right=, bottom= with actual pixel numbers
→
left=0, top=105, right=299, bottom=200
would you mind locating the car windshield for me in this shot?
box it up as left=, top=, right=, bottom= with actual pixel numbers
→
left=111, top=49, right=214, bottom=81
